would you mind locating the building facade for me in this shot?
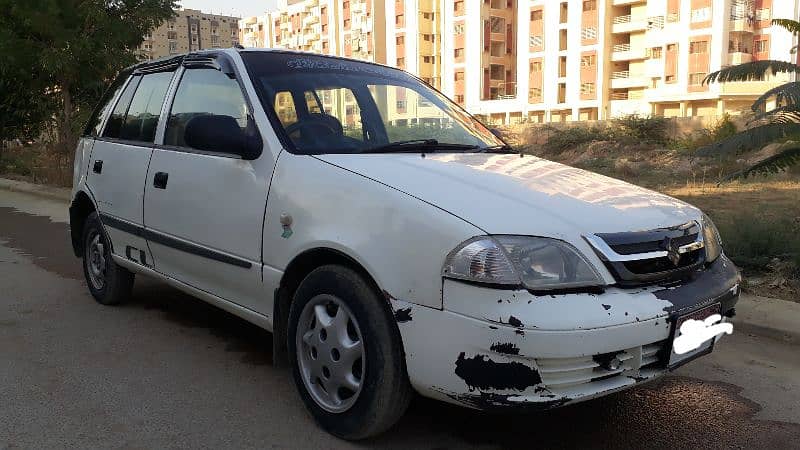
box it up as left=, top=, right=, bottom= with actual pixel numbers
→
left=241, top=0, right=799, bottom=124
left=140, top=9, right=240, bottom=60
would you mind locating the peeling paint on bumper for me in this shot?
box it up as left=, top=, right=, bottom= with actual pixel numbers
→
left=390, top=257, right=740, bottom=411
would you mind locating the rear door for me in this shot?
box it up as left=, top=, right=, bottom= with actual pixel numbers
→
left=142, top=60, right=270, bottom=314
left=86, top=70, right=176, bottom=266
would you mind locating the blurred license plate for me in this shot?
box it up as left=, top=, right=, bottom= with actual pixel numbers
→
left=668, top=303, right=721, bottom=369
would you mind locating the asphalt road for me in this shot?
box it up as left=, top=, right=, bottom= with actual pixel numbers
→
left=1, top=190, right=799, bottom=449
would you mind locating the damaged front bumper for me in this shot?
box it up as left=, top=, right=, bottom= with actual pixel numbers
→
left=391, top=256, right=740, bottom=411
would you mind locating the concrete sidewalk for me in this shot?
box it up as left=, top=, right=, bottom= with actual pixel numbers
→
left=0, top=177, right=71, bottom=202
left=2, top=177, right=798, bottom=344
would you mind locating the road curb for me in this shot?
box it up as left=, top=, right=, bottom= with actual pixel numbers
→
left=733, top=294, right=799, bottom=345
left=0, top=177, right=71, bottom=203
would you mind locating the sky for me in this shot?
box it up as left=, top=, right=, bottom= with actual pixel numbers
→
left=178, top=0, right=277, bottom=18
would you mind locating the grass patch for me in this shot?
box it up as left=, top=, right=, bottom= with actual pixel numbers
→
left=666, top=181, right=800, bottom=297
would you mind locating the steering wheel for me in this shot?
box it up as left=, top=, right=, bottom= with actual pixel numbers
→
left=285, top=115, right=343, bottom=141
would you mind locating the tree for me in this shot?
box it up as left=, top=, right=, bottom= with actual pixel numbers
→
left=0, top=0, right=176, bottom=151
left=699, top=18, right=800, bottom=180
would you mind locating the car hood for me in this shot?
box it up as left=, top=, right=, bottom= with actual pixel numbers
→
left=316, top=153, right=701, bottom=238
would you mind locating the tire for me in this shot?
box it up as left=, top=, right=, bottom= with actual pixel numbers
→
left=81, top=212, right=134, bottom=305
left=288, top=265, right=413, bottom=440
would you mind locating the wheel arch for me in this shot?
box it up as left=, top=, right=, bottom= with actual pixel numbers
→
left=69, top=190, right=97, bottom=257
left=272, top=246, right=396, bottom=367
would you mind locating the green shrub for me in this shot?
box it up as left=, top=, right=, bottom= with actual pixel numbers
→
left=539, top=124, right=609, bottom=153
left=610, top=114, right=671, bottom=144
left=714, top=210, right=800, bottom=273
left=670, top=113, right=739, bottom=154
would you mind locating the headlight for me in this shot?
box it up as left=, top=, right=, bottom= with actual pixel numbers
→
left=702, top=214, right=723, bottom=262
left=443, top=236, right=604, bottom=291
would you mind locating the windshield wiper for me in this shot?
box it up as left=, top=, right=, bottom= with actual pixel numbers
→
left=361, top=139, right=480, bottom=154
left=479, top=144, right=517, bottom=153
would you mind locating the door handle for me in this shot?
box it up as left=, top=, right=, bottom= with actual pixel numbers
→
left=153, top=172, right=169, bottom=189
left=93, top=160, right=103, bottom=174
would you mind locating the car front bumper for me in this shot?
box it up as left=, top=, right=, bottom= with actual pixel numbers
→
left=388, top=256, right=740, bottom=411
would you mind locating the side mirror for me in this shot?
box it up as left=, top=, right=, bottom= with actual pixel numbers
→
left=184, top=114, right=262, bottom=160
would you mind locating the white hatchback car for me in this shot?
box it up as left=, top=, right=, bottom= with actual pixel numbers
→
left=71, top=49, right=740, bottom=439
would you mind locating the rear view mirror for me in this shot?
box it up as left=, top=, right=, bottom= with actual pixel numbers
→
left=184, top=114, right=262, bottom=160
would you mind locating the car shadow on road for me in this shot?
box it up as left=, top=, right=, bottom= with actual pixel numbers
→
left=126, top=276, right=274, bottom=366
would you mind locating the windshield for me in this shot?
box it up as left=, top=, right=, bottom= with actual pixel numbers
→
left=241, top=52, right=503, bottom=154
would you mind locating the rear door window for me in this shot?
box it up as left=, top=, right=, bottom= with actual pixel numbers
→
left=102, top=76, right=140, bottom=139
left=101, top=71, right=174, bottom=143
left=83, top=72, right=130, bottom=137
left=119, top=71, right=174, bottom=143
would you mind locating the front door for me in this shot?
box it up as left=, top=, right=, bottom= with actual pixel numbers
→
left=87, top=70, right=175, bottom=266
left=143, top=65, right=271, bottom=314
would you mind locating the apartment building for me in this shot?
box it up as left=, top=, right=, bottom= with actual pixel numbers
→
left=445, top=0, right=798, bottom=124
left=140, top=9, right=240, bottom=60
left=241, top=0, right=799, bottom=124
left=240, top=15, right=270, bottom=48
left=257, top=0, right=386, bottom=62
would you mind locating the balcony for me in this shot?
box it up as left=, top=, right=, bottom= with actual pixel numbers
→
left=610, top=71, right=649, bottom=89
left=611, top=43, right=647, bottom=61
left=730, top=19, right=755, bottom=32
left=728, top=51, right=753, bottom=65
left=303, top=15, right=319, bottom=27
left=612, top=15, right=648, bottom=34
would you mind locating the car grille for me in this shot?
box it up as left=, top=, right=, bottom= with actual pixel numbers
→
left=585, top=221, right=706, bottom=286
left=535, top=340, right=667, bottom=390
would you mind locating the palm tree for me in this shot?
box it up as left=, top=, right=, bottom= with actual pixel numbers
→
left=699, top=18, right=800, bottom=180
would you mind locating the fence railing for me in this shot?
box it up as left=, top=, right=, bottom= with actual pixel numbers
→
left=611, top=70, right=630, bottom=79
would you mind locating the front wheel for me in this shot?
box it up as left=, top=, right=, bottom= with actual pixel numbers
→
left=288, top=265, right=413, bottom=440
left=82, top=212, right=134, bottom=305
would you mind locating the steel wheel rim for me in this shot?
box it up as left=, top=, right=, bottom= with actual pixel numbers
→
left=86, top=232, right=106, bottom=290
left=296, top=294, right=365, bottom=413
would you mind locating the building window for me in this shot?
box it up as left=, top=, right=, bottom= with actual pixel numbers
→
left=454, top=1, right=465, bottom=15
left=167, top=31, right=178, bottom=40
left=583, top=0, right=596, bottom=12
left=396, top=14, right=404, bottom=25
left=580, top=54, right=596, bottom=67
left=667, top=43, right=677, bottom=52
left=581, top=26, right=597, bottom=40
left=755, top=39, right=768, bottom=53
left=490, top=41, right=505, bottom=57
left=530, top=35, right=543, bottom=47
left=689, top=72, right=706, bottom=85
left=422, top=12, right=432, bottom=19
left=455, top=94, right=465, bottom=103
left=650, top=46, right=663, bottom=58
left=691, top=7, right=711, bottom=23
left=168, top=41, right=178, bottom=54
left=397, top=57, right=405, bottom=67
left=490, top=0, right=505, bottom=9
left=455, top=71, right=465, bottom=81
left=665, top=74, right=676, bottom=83
left=689, top=40, right=708, bottom=54
left=396, top=35, right=404, bottom=45
left=530, top=10, right=543, bottom=21
left=454, top=48, right=464, bottom=58
left=454, top=23, right=464, bottom=34
left=580, top=82, right=595, bottom=94
left=530, top=61, right=542, bottom=72
left=423, top=55, right=432, bottom=63
left=528, top=87, right=542, bottom=102
left=490, top=16, right=505, bottom=33
left=344, top=18, right=350, bottom=28
left=490, top=64, right=505, bottom=80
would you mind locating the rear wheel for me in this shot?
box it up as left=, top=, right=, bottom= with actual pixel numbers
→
left=288, top=265, right=412, bottom=440
left=82, top=212, right=134, bottom=305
